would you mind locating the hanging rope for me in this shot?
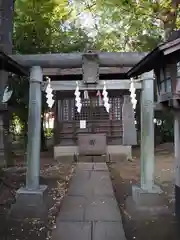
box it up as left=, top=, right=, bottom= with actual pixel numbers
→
left=129, top=78, right=137, bottom=110
left=96, top=90, right=103, bottom=106
left=74, top=81, right=82, bottom=113
left=102, top=81, right=110, bottom=113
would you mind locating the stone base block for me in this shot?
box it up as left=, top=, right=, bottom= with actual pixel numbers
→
left=129, top=185, right=170, bottom=217
left=132, top=186, right=162, bottom=206
left=132, top=185, right=163, bottom=206
left=9, top=185, right=48, bottom=220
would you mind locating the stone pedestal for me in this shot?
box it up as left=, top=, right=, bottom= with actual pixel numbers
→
left=131, top=185, right=169, bottom=216
left=132, top=185, right=163, bottom=205
left=9, top=185, right=48, bottom=220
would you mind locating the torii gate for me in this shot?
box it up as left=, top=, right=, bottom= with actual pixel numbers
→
left=9, top=52, right=160, bottom=219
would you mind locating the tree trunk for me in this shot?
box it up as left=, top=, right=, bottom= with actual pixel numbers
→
left=163, top=0, right=180, bottom=40
left=0, top=0, right=14, bottom=167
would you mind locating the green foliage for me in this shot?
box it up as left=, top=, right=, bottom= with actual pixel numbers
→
left=77, top=0, right=180, bottom=51
left=13, top=0, right=91, bottom=54
left=44, top=128, right=53, bottom=138
left=14, top=0, right=67, bottom=54
left=10, top=114, right=23, bottom=136
left=10, top=0, right=91, bottom=128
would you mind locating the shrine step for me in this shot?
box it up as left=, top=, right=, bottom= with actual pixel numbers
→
left=76, top=155, right=107, bottom=163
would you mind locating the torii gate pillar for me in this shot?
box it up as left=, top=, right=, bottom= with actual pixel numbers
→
left=140, top=70, right=155, bottom=191
left=131, top=71, right=164, bottom=209
left=9, top=66, right=48, bottom=220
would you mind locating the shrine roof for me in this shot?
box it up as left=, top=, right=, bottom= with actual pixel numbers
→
left=0, top=50, right=28, bottom=76
left=127, top=37, right=180, bottom=78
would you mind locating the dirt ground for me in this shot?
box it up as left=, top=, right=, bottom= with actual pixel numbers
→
left=109, top=142, right=179, bottom=240
left=0, top=151, right=75, bottom=240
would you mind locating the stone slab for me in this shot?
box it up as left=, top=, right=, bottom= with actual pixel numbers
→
left=68, top=171, right=114, bottom=197
left=94, top=163, right=108, bottom=171
left=68, top=170, right=91, bottom=196
left=57, top=196, right=86, bottom=221
left=90, top=171, right=114, bottom=197
left=85, top=196, right=122, bottom=221
left=93, top=182, right=114, bottom=197
left=76, top=162, right=94, bottom=171
left=93, top=222, right=126, bottom=240
left=72, top=169, right=91, bottom=181
left=68, top=177, right=91, bottom=196
left=52, top=222, right=91, bottom=240
left=90, top=171, right=111, bottom=182
left=78, top=156, right=93, bottom=162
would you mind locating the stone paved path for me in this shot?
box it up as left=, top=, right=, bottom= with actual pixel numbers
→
left=52, top=163, right=126, bottom=240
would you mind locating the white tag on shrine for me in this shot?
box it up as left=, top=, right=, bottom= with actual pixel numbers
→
left=80, top=120, right=86, bottom=129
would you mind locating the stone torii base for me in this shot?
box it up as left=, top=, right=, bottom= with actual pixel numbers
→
left=9, top=186, right=48, bottom=220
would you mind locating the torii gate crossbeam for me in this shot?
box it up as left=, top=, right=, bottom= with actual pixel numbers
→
left=10, top=52, right=148, bottom=68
